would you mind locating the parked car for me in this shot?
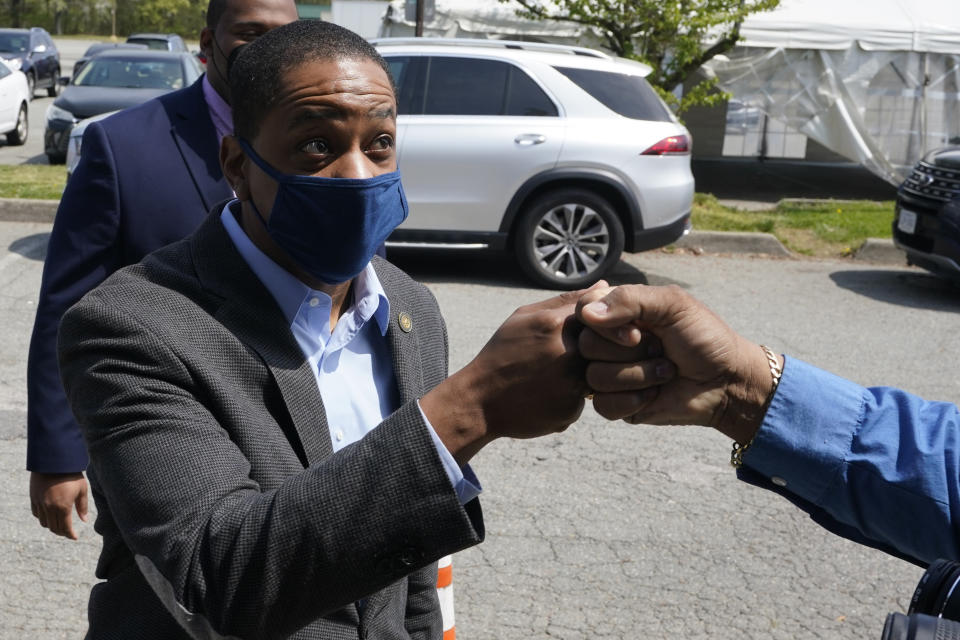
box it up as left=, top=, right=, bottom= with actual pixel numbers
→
left=44, top=49, right=203, bottom=163
left=373, top=38, right=694, bottom=289
left=0, top=27, right=60, bottom=98
left=0, top=59, right=29, bottom=145
left=65, top=111, right=117, bottom=176
left=72, top=42, right=148, bottom=81
left=126, top=33, right=188, bottom=52
left=893, top=146, right=960, bottom=284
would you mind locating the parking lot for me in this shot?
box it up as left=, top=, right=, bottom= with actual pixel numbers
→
left=2, top=219, right=959, bottom=637
left=0, top=38, right=97, bottom=164
left=3, top=33, right=960, bottom=640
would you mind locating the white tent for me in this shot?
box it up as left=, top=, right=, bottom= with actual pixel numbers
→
left=380, top=0, right=960, bottom=183
left=706, top=0, right=960, bottom=182
left=738, top=0, right=960, bottom=53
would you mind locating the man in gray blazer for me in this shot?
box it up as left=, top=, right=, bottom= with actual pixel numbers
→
left=57, top=20, right=595, bottom=639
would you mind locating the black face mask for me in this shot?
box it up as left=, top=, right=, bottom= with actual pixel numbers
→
left=226, top=42, right=247, bottom=77
left=210, top=37, right=248, bottom=89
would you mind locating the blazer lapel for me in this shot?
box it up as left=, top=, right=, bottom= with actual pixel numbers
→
left=167, top=78, right=234, bottom=214
left=190, top=213, right=333, bottom=466
left=375, top=257, right=426, bottom=405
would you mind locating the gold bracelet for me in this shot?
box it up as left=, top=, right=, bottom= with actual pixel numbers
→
left=730, top=345, right=782, bottom=468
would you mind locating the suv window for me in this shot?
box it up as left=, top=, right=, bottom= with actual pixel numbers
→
left=555, top=66, right=671, bottom=122
left=399, top=56, right=557, bottom=117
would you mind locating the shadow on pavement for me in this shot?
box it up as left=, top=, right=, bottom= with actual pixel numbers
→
left=9, top=232, right=49, bottom=261
left=830, top=269, right=960, bottom=311
left=388, top=247, right=660, bottom=290
left=24, top=153, right=51, bottom=165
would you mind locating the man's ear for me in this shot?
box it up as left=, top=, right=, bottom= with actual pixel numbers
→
left=220, top=135, right=250, bottom=200
left=199, top=27, right=214, bottom=61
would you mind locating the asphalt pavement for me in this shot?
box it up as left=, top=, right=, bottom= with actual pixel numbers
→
left=3, top=220, right=959, bottom=638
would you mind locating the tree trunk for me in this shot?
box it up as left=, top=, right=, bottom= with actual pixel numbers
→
left=10, top=0, right=23, bottom=27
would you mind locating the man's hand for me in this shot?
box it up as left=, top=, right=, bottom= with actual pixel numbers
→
left=576, top=285, right=778, bottom=445
left=424, top=283, right=605, bottom=464
left=29, top=472, right=89, bottom=540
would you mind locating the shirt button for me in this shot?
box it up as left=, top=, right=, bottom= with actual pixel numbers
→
left=335, top=430, right=344, bottom=442
left=771, top=476, right=787, bottom=487
left=309, top=297, right=320, bottom=307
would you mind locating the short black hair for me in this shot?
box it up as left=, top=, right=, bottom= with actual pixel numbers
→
left=230, top=19, right=395, bottom=141
left=205, top=0, right=227, bottom=30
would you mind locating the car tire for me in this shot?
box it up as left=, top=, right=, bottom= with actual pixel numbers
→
left=46, top=68, right=60, bottom=97
left=6, top=102, right=27, bottom=145
left=26, top=71, right=35, bottom=99
left=513, top=188, right=625, bottom=290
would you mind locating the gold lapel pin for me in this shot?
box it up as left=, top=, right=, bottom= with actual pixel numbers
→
left=398, top=311, right=413, bottom=333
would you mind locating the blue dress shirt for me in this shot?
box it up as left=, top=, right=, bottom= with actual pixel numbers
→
left=742, top=356, right=960, bottom=566
left=220, top=202, right=480, bottom=503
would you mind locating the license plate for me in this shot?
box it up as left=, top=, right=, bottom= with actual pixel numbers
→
left=898, top=209, right=918, bottom=234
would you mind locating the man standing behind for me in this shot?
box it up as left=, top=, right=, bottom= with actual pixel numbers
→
left=27, top=0, right=299, bottom=540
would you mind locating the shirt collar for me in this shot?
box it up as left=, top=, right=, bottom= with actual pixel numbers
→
left=202, top=74, right=233, bottom=144
left=219, top=200, right=390, bottom=336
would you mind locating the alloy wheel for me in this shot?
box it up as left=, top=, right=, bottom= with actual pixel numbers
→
left=530, top=203, right=611, bottom=281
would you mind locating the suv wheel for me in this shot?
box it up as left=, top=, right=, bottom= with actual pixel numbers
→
left=26, top=71, right=35, bottom=99
left=6, top=102, right=27, bottom=145
left=47, top=68, right=60, bottom=97
left=514, top=188, right=625, bottom=290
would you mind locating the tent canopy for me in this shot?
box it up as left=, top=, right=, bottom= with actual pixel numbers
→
left=739, top=0, right=960, bottom=53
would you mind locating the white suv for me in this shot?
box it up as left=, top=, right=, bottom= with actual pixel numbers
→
left=375, top=38, right=695, bottom=289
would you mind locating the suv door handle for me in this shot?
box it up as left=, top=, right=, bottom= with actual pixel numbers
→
left=514, top=134, right=546, bottom=146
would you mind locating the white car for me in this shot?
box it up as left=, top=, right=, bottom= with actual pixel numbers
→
left=375, top=38, right=694, bottom=289
left=0, top=58, right=29, bottom=146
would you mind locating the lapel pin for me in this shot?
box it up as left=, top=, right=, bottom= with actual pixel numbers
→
left=398, top=311, right=413, bottom=333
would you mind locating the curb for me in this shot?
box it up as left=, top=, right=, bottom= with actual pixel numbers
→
left=674, top=230, right=792, bottom=257
left=0, top=198, right=909, bottom=266
left=0, top=198, right=58, bottom=223
left=854, top=238, right=906, bottom=266
left=674, top=230, right=907, bottom=266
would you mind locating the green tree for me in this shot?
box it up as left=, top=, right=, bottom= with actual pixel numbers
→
left=502, top=0, right=780, bottom=112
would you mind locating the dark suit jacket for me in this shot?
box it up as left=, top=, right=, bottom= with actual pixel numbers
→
left=27, top=77, right=233, bottom=472
left=57, top=213, right=484, bottom=639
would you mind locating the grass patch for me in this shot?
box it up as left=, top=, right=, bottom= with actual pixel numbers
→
left=0, top=165, right=66, bottom=200
left=692, top=193, right=895, bottom=258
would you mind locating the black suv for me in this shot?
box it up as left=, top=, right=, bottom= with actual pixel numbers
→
left=0, top=27, right=60, bottom=98
left=893, top=147, right=960, bottom=283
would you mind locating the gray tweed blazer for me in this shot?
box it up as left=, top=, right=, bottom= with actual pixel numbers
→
left=58, top=212, right=484, bottom=640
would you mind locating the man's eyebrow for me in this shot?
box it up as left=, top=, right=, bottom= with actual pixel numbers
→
left=368, top=106, right=396, bottom=120
left=230, top=21, right=269, bottom=31
left=289, top=107, right=341, bottom=128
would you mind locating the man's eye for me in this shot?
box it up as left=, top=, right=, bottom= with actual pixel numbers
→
left=301, top=140, right=329, bottom=154
left=236, top=30, right=263, bottom=42
left=369, top=136, right=394, bottom=151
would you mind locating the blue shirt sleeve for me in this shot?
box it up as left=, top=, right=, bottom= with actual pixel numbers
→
left=743, top=356, right=960, bottom=565
left=416, top=400, right=482, bottom=505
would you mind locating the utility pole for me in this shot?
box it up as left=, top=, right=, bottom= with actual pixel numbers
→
left=111, top=0, right=117, bottom=42
left=415, top=0, right=424, bottom=36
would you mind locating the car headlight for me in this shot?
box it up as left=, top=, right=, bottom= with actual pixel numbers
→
left=66, top=132, right=83, bottom=175
left=3, top=57, right=22, bottom=71
left=46, top=104, right=77, bottom=125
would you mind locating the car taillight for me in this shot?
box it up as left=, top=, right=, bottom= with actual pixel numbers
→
left=641, top=134, right=690, bottom=155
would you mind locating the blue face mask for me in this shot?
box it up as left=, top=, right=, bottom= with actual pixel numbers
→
left=238, top=138, right=408, bottom=284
